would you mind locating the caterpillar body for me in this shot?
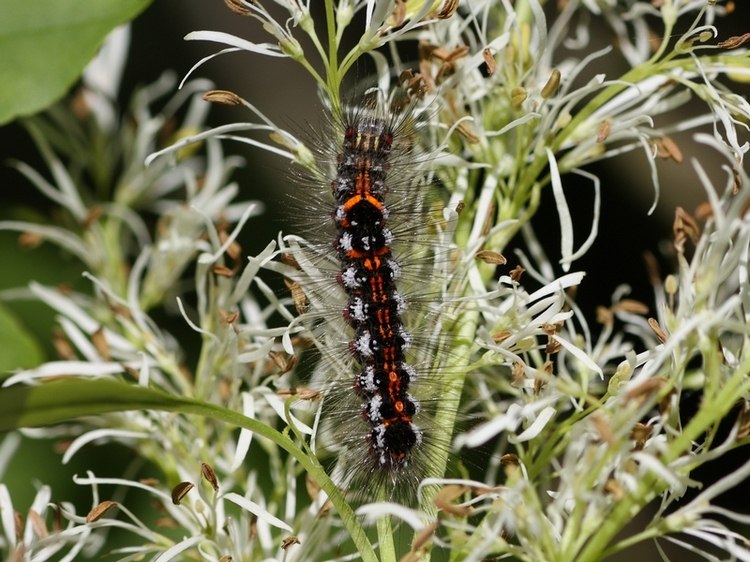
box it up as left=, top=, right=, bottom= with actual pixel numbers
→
left=333, top=102, right=422, bottom=470
left=286, top=90, right=453, bottom=503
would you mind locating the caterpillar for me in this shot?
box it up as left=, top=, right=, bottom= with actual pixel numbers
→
left=284, top=88, right=454, bottom=504
left=333, top=96, right=422, bottom=471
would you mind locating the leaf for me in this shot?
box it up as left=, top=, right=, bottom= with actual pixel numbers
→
left=0, top=303, right=45, bottom=372
left=0, top=0, right=152, bottom=125
left=0, top=378, right=378, bottom=562
left=0, top=379, right=186, bottom=430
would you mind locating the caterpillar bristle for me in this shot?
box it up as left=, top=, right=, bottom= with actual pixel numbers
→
left=284, top=88, right=458, bottom=506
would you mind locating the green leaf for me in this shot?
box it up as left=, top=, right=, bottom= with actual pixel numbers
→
left=0, top=0, right=152, bottom=125
left=0, top=303, right=45, bottom=372
left=0, top=379, right=183, bottom=430
left=0, top=378, right=378, bottom=561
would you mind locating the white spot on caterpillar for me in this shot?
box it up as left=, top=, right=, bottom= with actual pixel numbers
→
left=341, top=265, right=360, bottom=289
left=367, top=394, right=383, bottom=422
left=349, top=297, right=366, bottom=321
left=355, top=330, right=373, bottom=358
left=339, top=232, right=353, bottom=251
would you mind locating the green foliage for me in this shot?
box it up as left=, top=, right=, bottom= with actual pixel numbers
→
left=0, top=0, right=151, bottom=125
left=0, top=304, right=43, bottom=373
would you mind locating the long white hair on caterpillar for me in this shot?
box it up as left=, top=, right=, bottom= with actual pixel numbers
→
left=278, top=85, right=463, bottom=506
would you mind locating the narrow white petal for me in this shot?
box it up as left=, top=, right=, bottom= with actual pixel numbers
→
left=3, top=361, right=127, bottom=386
left=631, top=452, right=685, bottom=493
left=153, top=535, right=204, bottom=562
left=547, top=148, right=574, bottom=272
left=0, top=433, right=21, bottom=480
left=222, top=492, right=292, bottom=532
left=229, top=393, right=255, bottom=472
left=454, top=404, right=523, bottom=448
left=356, top=502, right=426, bottom=531
left=0, top=484, right=16, bottom=548
left=527, top=272, right=586, bottom=302
left=552, top=334, right=603, bottom=377
left=512, top=406, right=556, bottom=442
left=63, top=429, right=147, bottom=465
left=261, top=391, right=313, bottom=435
left=184, top=31, right=285, bottom=57
left=562, top=168, right=601, bottom=264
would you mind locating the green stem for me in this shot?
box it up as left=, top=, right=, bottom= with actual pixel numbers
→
left=377, top=515, right=397, bottom=562
left=324, top=0, right=342, bottom=110
left=426, top=306, right=477, bottom=504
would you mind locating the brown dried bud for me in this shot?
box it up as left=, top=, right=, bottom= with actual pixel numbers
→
left=673, top=207, right=700, bottom=253
left=647, top=317, right=668, bottom=343
left=534, top=376, right=545, bottom=396
left=92, top=326, right=111, bottom=360
left=18, top=231, right=43, bottom=248
left=625, top=377, right=667, bottom=404
left=455, top=120, right=480, bottom=144
left=511, top=87, right=527, bottom=109
left=653, top=135, right=683, bottom=163
left=212, top=265, right=234, bottom=278
left=52, top=327, right=76, bottom=360
left=269, top=351, right=295, bottom=374
left=694, top=201, right=714, bottom=221
left=82, top=206, right=103, bottom=228
left=596, top=306, right=614, bottom=325
left=281, top=536, right=301, bottom=550
left=14, top=511, right=23, bottom=542
left=596, top=120, right=611, bottom=143
left=476, top=250, right=507, bottom=265
left=612, top=299, right=649, bottom=315
left=222, top=310, right=240, bottom=325
left=591, top=412, right=614, bottom=444
left=510, top=265, right=525, bottom=282
left=86, top=500, right=118, bottom=523
left=390, top=0, right=406, bottom=27
left=411, top=520, right=439, bottom=552
left=296, top=387, right=320, bottom=401
left=284, top=278, right=308, bottom=314
left=434, top=0, right=459, bottom=18
left=604, top=479, right=625, bottom=500
left=541, top=69, right=561, bottom=98
left=718, top=33, right=750, bottom=49
left=493, top=330, right=512, bottom=343
left=171, top=482, right=194, bottom=505
left=434, top=485, right=472, bottom=516
left=226, top=242, right=242, bottom=262
left=482, top=47, right=496, bottom=75
left=224, top=0, right=254, bottom=15
left=52, top=503, right=64, bottom=532
left=201, top=462, right=219, bottom=492
left=500, top=453, right=520, bottom=466
left=203, top=89, right=244, bottom=106
left=630, top=422, right=653, bottom=450
left=545, top=337, right=561, bottom=355
left=28, top=510, right=48, bottom=539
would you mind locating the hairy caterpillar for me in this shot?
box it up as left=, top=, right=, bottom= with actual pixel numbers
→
left=283, top=88, right=455, bottom=504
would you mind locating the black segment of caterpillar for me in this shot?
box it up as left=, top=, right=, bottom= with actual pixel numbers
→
left=332, top=102, right=423, bottom=471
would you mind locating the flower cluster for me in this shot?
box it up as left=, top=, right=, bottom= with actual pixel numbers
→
left=2, top=1, right=749, bottom=562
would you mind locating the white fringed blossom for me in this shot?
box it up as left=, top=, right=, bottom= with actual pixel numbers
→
left=2, top=2, right=750, bottom=562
